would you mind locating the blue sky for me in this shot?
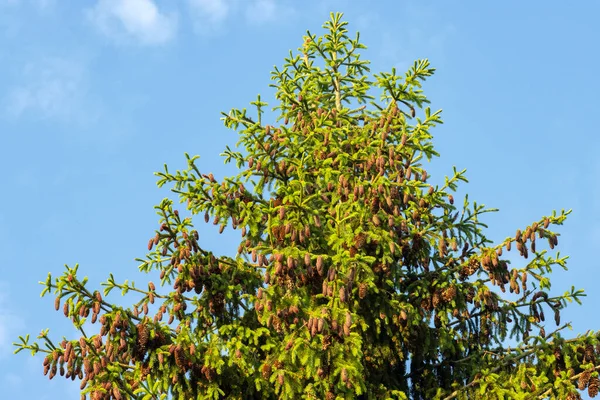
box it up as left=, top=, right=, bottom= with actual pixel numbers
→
left=1, top=1, right=599, bottom=398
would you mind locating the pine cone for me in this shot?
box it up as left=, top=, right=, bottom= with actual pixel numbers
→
left=202, top=366, right=216, bottom=381
left=261, top=364, right=272, bottom=379
left=174, top=346, right=186, bottom=370
left=317, top=318, right=324, bottom=333
left=136, top=323, right=149, bottom=355
left=370, top=198, right=379, bottom=213
left=358, top=283, right=367, bottom=299
left=341, top=368, right=348, bottom=383
left=316, top=256, right=324, bottom=275
left=589, top=377, right=599, bottom=398
left=579, top=370, right=591, bottom=390
left=349, top=246, right=357, bottom=257
left=420, top=297, right=432, bottom=312
left=432, top=290, right=441, bottom=309
left=339, top=287, right=347, bottom=303
left=284, top=339, right=293, bottom=351
left=466, top=286, right=476, bottom=303
left=586, top=344, right=596, bottom=363
left=343, top=324, right=350, bottom=337
left=442, top=285, right=456, bottom=302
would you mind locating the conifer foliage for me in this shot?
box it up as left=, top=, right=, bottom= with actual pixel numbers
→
left=15, top=13, right=600, bottom=400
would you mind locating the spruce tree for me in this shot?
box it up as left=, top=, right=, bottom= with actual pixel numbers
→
left=15, top=13, right=599, bottom=400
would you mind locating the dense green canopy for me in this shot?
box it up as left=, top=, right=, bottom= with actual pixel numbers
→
left=15, top=13, right=599, bottom=400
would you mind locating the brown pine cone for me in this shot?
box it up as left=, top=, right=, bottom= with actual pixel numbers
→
left=358, top=283, right=367, bottom=299
left=579, top=370, right=591, bottom=390
left=589, top=376, right=599, bottom=398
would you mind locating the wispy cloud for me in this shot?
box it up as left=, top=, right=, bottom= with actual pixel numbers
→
left=245, top=0, right=292, bottom=25
left=2, top=55, right=135, bottom=149
left=246, top=0, right=279, bottom=24
left=187, top=0, right=230, bottom=34
left=376, top=3, right=456, bottom=72
left=3, top=57, right=93, bottom=122
left=0, top=282, right=24, bottom=358
left=188, top=0, right=229, bottom=24
left=87, top=0, right=177, bottom=45
left=187, top=0, right=291, bottom=34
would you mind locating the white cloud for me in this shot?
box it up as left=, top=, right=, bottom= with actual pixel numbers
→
left=188, top=0, right=229, bottom=24
left=4, top=57, right=87, bottom=121
left=87, top=0, right=177, bottom=45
